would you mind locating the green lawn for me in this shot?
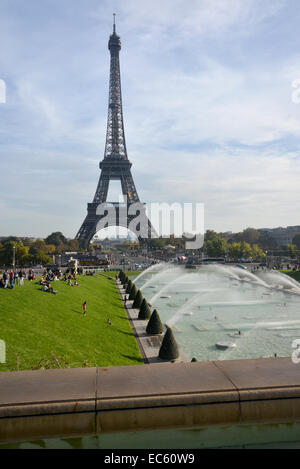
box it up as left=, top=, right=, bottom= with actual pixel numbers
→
left=0, top=275, right=143, bottom=371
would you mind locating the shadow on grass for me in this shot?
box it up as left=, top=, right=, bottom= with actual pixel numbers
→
left=121, top=354, right=144, bottom=363
left=72, top=309, right=84, bottom=315
left=115, top=328, right=135, bottom=337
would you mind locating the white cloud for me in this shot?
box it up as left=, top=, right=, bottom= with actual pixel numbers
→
left=1, top=0, right=300, bottom=238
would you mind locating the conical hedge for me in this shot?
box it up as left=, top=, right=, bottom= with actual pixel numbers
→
left=129, top=284, right=138, bottom=300
left=132, top=289, right=143, bottom=309
left=119, top=270, right=124, bottom=281
left=146, top=309, right=163, bottom=335
left=158, top=327, right=179, bottom=360
left=138, top=298, right=151, bottom=319
left=126, top=280, right=133, bottom=294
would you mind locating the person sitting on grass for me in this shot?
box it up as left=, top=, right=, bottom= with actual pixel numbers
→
left=40, top=277, right=47, bottom=285
left=107, top=318, right=112, bottom=325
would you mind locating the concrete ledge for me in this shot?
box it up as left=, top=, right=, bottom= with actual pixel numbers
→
left=97, top=392, right=238, bottom=410
left=0, top=367, right=96, bottom=418
left=96, top=362, right=236, bottom=401
left=1, top=358, right=300, bottom=442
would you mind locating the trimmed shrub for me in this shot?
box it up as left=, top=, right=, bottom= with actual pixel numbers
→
left=158, top=327, right=179, bottom=360
left=132, top=289, right=143, bottom=309
left=191, top=357, right=198, bottom=362
left=129, top=284, right=138, bottom=300
left=126, top=280, right=133, bottom=294
left=146, top=309, right=163, bottom=335
left=138, top=298, right=151, bottom=320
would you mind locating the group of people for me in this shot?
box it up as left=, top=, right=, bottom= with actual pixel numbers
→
left=0, top=269, right=27, bottom=289
left=39, top=268, right=80, bottom=292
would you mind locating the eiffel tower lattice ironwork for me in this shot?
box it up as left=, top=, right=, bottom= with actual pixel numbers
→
left=76, top=17, right=156, bottom=248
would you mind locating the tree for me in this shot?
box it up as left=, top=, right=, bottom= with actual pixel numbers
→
left=251, top=244, right=266, bottom=260
left=34, top=252, right=52, bottom=265
left=132, top=290, right=143, bottom=309
left=0, top=241, right=29, bottom=266
left=158, top=327, right=179, bottom=360
left=204, top=230, right=218, bottom=242
left=205, top=236, right=227, bottom=257
left=129, top=284, right=138, bottom=300
left=287, top=244, right=298, bottom=259
left=45, top=232, right=68, bottom=247
left=126, top=280, right=133, bottom=294
left=240, top=241, right=253, bottom=259
left=146, top=309, right=163, bottom=335
left=68, top=239, right=80, bottom=251
left=241, top=228, right=260, bottom=245
left=29, top=240, right=47, bottom=255
left=138, top=298, right=151, bottom=319
left=227, top=242, right=243, bottom=260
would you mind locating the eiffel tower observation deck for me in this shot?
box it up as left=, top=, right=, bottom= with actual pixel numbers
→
left=76, top=16, right=156, bottom=248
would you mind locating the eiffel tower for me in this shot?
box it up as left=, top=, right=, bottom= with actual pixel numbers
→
left=76, top=16, right=156, bottom=249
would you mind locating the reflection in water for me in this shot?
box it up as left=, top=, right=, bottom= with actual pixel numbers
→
left=2, top=422, right=300, bottom=449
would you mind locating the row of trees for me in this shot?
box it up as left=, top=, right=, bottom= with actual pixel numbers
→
left=1, top=226, right=300, bottom=266
left=0, top=232, right=80, bottom=267
left=120, top=229, right=267, bottom=259
left=120, top=227, right=298, bottom=257
left=203, top=230, right=266, bottom=259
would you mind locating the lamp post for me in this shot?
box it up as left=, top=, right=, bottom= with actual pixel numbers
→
left=12, top=245, right=16, bottom=269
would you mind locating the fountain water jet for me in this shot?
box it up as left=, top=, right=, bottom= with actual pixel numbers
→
left=134, top=262, right=166, bottom=284
left=138, top=263, right=300, bottom=362
left=150, top=271, right=187, bottom=304
left=140, top=266, right=181, bottom=292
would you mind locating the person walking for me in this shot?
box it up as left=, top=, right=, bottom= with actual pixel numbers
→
left=82, top=301, right=87, bottom=316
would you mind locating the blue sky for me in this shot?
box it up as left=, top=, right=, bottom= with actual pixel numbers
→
left=1, top=0, right=300, bottom=238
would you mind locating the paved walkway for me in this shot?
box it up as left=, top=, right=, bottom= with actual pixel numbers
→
left=116, top=280, right=189, bottom=364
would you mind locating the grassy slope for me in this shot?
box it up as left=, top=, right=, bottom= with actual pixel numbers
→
left=0, top=275, right=143, bottom=371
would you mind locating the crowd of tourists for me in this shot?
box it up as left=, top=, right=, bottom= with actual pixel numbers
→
left=0, top=269, right=35, bottom=289
left=0, top=266, right=82, bottom=291
left=39, top=268, right=80, bottom=293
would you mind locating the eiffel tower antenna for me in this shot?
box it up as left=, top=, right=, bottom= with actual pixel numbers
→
left=113, top=13, right=116, bottom=33
left=75, top=20, right=156, bottom=248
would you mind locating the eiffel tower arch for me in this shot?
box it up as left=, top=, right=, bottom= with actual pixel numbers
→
left=76, top=17, right=156, bottom=249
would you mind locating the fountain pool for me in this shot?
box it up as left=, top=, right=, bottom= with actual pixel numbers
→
left=134, top=265, right=300, bottom=361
